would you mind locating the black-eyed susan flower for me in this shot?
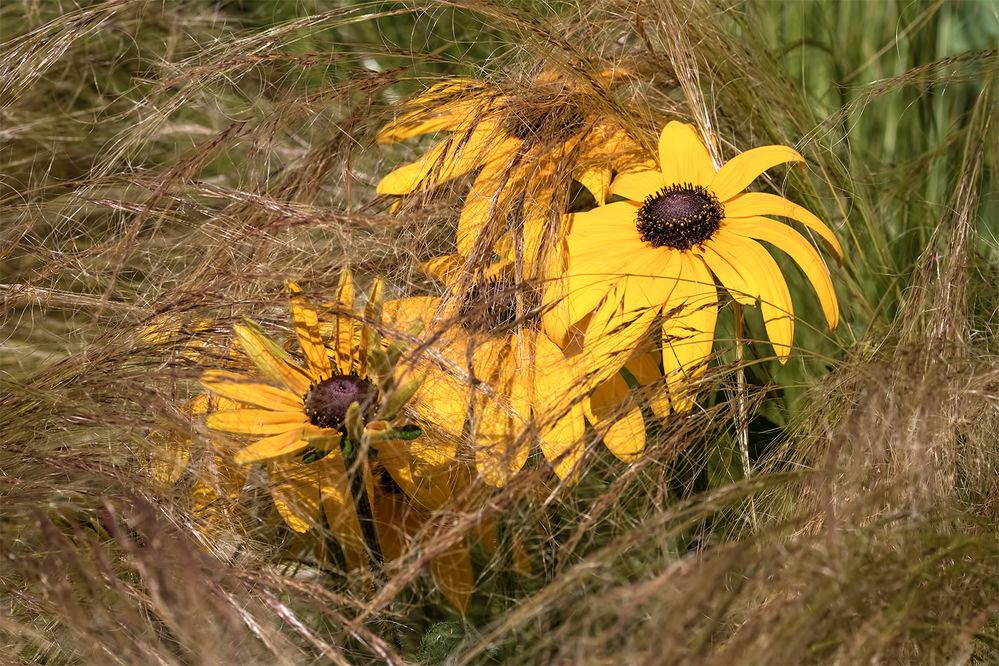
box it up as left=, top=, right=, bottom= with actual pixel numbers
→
left=376, top=72, right=643, bottom=273
left=561, top=121, right=842, bottom=410
left=387, top=252, right=652, bottom=485
left=198, top=275, right=480, bottom=611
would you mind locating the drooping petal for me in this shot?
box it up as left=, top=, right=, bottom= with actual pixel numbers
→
left=200, top=369, right=302, bottom=411
left=431, top=538, right=475, bottom=613
left=456, top=147, right=522, bottom=258
left=377, top=438, right=456, bottom=510
left=207, top=409, right=308, bottom=435
left=576, top=166, right=613, bottom=205
left=233, top=320, right=312, bottom=396
left=586, top=372, right=645, bottom=461
left=470, top=337, right=529, bottom=487
left=723, top=217, right=839, bottom=328
left=694, top=244, right=758, bottom=306
left=319, top=454, right=368, bottom=570
left=658, top=121, right=716, bottom=188
left=715, top=231, right=795, bottom=361
left=709, top=144, right=804, bottom=202
left=723, top=191, right=843, bottom=260
left=268, top=461, right=321, bottom=533
left=603, top=406, right=646, bottom=461
left=287, top=282, right=333, bottom=379
left=609, top=169, right=665, bottom=202
left=661, top=255, right=719, bottom=411
left=234, top=429, right=309, bottom=464
left=532, top=333, right=587, bottom=481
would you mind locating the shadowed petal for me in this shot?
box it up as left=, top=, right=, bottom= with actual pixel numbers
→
left=662, top=255, right=718, bottom=411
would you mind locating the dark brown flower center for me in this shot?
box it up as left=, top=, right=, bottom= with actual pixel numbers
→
left=636, top=183, right=724, bottom=250
left=303, top=375, right=378, bottom=430
left=501, top=97, right=586, bottom=142
left=457, top=278, right=539, bottom=334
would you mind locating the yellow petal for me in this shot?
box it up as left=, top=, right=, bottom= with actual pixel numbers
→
left=207, top=409, right=307, bottom=435
left=710, top=144, right=804, bottom=202
left=532, top=334, right=587, bottom=481
left=149, top=430, right=191, bottom=485
left=603, top=405, right=646, bottom=461
left=287, top=282, right=333, bottom=379
left=694, top=244, right=758, bottom=306
left=233, top=321, right=312, bottom=396
left=609, top=169, right=664, bottom=202
left=723, top=217, right=839, bottom=328
left=318, top=454, right=368, bottom=570
left=268, top=461, right=320, bottom=533
left=431, top=539, right=475, bottom=613
left=662, top=255, right=718, bottom=411
left=624, top=349, right=662, bottom=386
left=723, top=192, right=843, bottom=260
left=234, top=428, right=308, bottom=464
left=376, top=122, right=507, bottom=195
left=334, top=271, right=355, bottom=376
left=456, top=147, right=521, bottom=258
left=576, top=301, right=659, bottom=392
left=471, top=339, right=528, bottom=487
left=576, top=166, right=613, bottom=205
left=200, top=369, right=303, bottom=411
left=377, top=438, right=456, bottom=510
left=717, top=231, right=795, bottom=361
left=658, top=121, right=716, bottom=188
left=377, top=79, right=488, bottom=144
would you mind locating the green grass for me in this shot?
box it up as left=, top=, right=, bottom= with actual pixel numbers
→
left=2, top=0, right=998, bottom=663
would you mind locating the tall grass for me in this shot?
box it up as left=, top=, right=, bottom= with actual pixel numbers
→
left=2, top=0, right=998, bottom=663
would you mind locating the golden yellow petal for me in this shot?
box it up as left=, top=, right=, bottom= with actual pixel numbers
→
left=376, top=122, right=507, bottom=195
left=233, top=321, right=312, bottom=396
left=377, top=438, right=456, bottom=510
left=532, top=334, right=587, bottom=481
left=455, top=146, right=522, bottom=258
left=576, top=166, right=613, bottom=205
left=200, top=369, right=303, bottom=411
left=233, top=428, right=308, bottom=464
left=603, top=405, right=646, bottom=461
left=709, top=144, right=804, bottom=202
left=724, top=217, right=839, bottom=328
left=609, top=169, right=665, bottom=202
left=431, top=539, right=475, bottom=613
left=409, top=363, right=470, bottom=443
left=624, top=349, right=663, bottom=386
left=694, top=244, right=758, bottom=306
left=319, top=454, right=368, bottom=571
left=268, top=461, right=320, bottom=533
left=376, top=79, right=487, bottom=144
left=658, top=121, right=716, bottom=188
left=662, top=255, right=719, bottom=411
left=287, top=281, right=333, bottom=379
left=471, top=339, right=529, bottom=487
left=573, top=302, right=659, bottom=396
left=715, top=231, right=795, bottom=361
left=207, top=409, right=307, bottom=435
left=149, top=430, right=191, bottom=485
left=333, top=271, right=355, bottom=376
left=723, top=192, right=843, bottom=260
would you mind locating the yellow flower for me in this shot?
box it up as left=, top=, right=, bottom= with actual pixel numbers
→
left=198, top=275, right=479, bottom=611
left=562, top=121, right=842, bottom=410
left=377, top=72, right=642, bottom=273
left=389, top=254, right=647, bottom=485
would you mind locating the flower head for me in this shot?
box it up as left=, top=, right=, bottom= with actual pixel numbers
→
left=562, top=121, right=842, bottom=409
left=377, top=72, right=642, bottom=274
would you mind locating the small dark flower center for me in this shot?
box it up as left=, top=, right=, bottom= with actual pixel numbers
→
left=303, top=375, right=378, bottom=430
left=457, top=278, right=539, bottom=334
left=501, top=98, right=586, bottom=142
left=636, top=183, right=724, bottom=250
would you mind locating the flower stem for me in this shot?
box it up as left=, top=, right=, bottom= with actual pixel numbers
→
left=339, top=435, right=385, bottom=579
left=732, top=302, right=758, bottom=530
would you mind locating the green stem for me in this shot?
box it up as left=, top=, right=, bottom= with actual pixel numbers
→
left=339, top=435, right=385, bottom=578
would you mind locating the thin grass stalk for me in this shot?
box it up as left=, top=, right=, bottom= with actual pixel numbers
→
left=732, top=301, right=757, bottom=529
